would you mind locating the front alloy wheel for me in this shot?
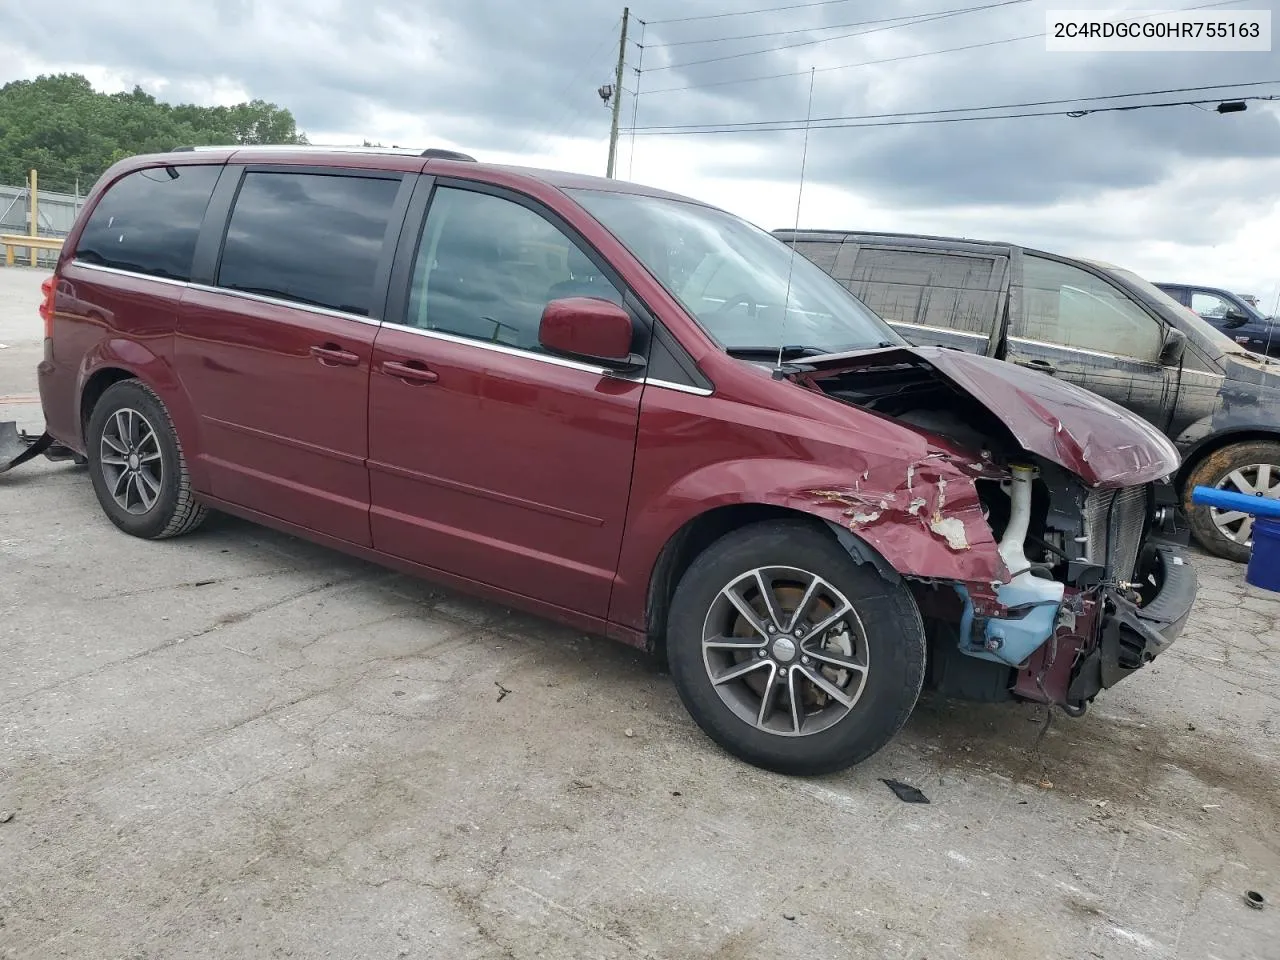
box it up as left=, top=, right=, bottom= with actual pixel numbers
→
left=703, top=567, right=870, bottom=737
left=667, top=520, right=926, bottom=775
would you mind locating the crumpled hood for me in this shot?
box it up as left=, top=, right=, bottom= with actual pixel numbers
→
left=798, top=346, right=1181, bottom=488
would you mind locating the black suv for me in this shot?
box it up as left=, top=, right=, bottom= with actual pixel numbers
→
left=775, top=229, right=1280, bottom=563
left=1156, top=282, right=1279, bottom=359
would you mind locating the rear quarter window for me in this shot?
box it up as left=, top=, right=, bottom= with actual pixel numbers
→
left=75, top=165, right=222, bottom=281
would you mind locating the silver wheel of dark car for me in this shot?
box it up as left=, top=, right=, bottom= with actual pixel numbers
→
left=99, top=407, right=163, bottom=515
left=702, top=566, right=870, bottom=737
left=1184, top=440, right=1280, bottom=562
left=1211, top=462, right=1280, bottom=545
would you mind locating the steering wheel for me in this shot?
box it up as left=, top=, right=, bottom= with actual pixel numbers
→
left=711, top=291, right=759, bottom=317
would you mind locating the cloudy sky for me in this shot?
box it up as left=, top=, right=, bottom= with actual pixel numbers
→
left=5, top=0, right=1279, bottom=306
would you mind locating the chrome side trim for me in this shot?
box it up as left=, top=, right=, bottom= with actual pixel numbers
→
left=71, top=262, right=719, bottom=396
left=1007, top=335, right=1162, bottom=364
left=889, top=320, right=989, bottom=341
left=379, top=321, right=617, bottom=376
left=186, top=283, right=382, bottom=327
left=71, top=261, right=190, bottom=289
left=645, top=378, right=713, bottom=397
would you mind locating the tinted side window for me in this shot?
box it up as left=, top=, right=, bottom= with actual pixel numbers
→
left=791, top=239, right=842, bottom=274
left=1191, top=291, right=1234, bottom=320
left=846, top=248, right=1006, bottom=337
left=404, top=187, right=622, bottom=351
left=75, top=165, right=221, bottom=281
left=1018, top=256, right=1164, bottom=360
left=217, top=172, right=400, bottom=316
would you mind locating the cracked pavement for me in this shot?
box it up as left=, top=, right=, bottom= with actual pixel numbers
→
left=1, top=266, right=1277, bottom=959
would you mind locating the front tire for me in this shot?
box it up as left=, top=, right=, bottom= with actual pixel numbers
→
left=86, top=380, right=207, bottom=539
left=1183, top=440, right=1280, bottom=562
left=666, top=520, right=926, bottom=775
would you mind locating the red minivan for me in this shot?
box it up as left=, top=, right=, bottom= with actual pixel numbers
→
left=35, top=146, right=1198, bottom=774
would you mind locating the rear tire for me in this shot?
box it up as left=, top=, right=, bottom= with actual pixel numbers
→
left=86, top=380, right=207, bottom=539
left=666, top=520, right=925, bottom=775
left=1183, top=440, right=1280, bottom=562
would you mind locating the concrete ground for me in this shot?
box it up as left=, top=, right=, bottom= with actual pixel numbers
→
left=1, top=265, right=1276, bottom=959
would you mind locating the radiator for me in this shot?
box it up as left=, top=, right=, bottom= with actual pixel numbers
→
left=1083, top=485, right=1149, bottom=582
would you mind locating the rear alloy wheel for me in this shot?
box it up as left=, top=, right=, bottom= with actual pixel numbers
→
left=87, top=380, right=207, bottom=539
left=667, top=521, right=925, bottom=775
left=1184, top=440, right=1280, bottom=562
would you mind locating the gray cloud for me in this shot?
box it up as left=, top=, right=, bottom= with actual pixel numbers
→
left=5, top=0, right=1280, bottom=218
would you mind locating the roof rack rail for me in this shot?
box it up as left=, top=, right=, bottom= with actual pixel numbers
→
left=420, top=148, right=476, bottom=161
left=168, top=144, right=476, bottom=161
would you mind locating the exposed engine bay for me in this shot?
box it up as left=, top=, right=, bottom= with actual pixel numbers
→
left=786, top=349, right=1191, bottom=714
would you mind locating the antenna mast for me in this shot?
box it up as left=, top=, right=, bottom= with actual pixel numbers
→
left=775, top=67, right=817, bottom=376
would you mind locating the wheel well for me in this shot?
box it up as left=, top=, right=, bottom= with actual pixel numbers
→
left=1176, top=429, right=1280, bottom=490
left=79, top=368, right=136, bottom=443
left=643, top=504, right=831, bottom=657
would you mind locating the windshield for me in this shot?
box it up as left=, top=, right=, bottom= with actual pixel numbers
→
left=569, top=189, right=902, bottom=355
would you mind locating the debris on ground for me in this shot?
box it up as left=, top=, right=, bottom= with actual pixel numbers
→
left=882, top=779, right=930, bottom=803
left=624, top=728, right=634, bottom=738
left=494, top=681, right=511, bottom=702
left=0, top=811, right=13, bottom=823
left=1245, top=891, right=1265, bottom=910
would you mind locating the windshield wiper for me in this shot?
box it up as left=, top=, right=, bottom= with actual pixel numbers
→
left=725, top=345, right=831, bottom=360
left=726, top=342, right=898, bottom=360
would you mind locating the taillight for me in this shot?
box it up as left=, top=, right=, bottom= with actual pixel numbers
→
left=39, top=275, right=55, bottom=338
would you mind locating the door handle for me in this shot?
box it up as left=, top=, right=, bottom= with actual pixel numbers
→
left=310, top=344, right=360, bottom=367
left=1018, top=358, right=1057, bottom=375
left=382, top=359, right=439, bottom=384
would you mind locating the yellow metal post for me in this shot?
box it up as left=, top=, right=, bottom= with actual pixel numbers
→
left=28, top=169, right=38, bottom=267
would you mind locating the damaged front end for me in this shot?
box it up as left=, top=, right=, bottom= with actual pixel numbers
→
left=791, top=346, right=1197, bottom=715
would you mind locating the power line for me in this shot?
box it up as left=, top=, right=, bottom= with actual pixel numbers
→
left=627, top=21, right=648, bottom=178
left=645, top=0, right=865, bottom=26
left=645, top=0, right=1030, bottom=72
left=622, top=93, right=1279, bottom=136
left=641, top=0, right=1255, bottom=94
left=645, top=33, right=1036, bottom=94
left=514, top=15, right=622, bottom=154
left=627, top=80, right=1280, bottom=132
left=644, top=2, right=1027, bottom=49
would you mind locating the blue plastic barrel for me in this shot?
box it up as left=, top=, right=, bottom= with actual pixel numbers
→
left=1191, top=485, right=1280, bottom=592
left=1246, top=517, right=1280, bottom=591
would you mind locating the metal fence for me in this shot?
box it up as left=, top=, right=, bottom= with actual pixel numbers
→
left=0, top=180, right=83, bottom=268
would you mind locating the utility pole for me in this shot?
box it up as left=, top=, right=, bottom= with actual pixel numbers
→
left=28, top=169, right=38, bottom=267
left=606, top=6, right=630, bottom=179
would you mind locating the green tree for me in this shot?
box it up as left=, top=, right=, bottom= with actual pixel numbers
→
left=0, top=74, right=308, bottom=193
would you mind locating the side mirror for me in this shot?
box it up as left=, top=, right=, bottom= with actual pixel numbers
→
left=538, top=297, right=644, bottom=371
left=1159, top=326, right=1187, bottom=365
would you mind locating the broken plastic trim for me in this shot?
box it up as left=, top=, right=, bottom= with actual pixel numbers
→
left=0, top=423, right=83, bottom=474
